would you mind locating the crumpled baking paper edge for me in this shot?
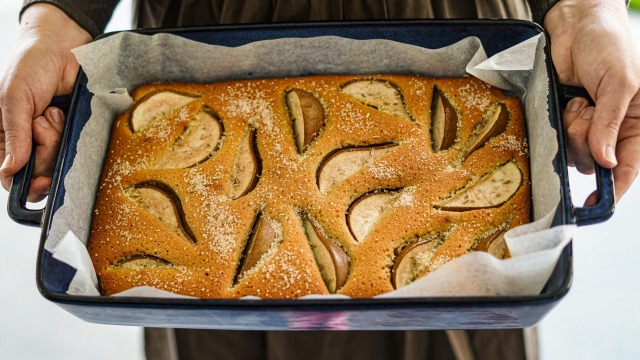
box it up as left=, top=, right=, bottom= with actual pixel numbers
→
left=43, top=32, right=574, bottom=299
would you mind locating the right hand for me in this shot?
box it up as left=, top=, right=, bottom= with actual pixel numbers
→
left=545, top=0, right=640, bottom=203
left=0, top=3, right=91, bottom=202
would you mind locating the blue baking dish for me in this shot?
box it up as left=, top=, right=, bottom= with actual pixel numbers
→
left=8, top=20, right=615, bottom=330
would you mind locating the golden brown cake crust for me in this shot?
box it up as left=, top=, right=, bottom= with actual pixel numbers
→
left=88, top=75, right=530, bottom=298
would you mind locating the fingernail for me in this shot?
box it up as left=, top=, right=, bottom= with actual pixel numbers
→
left=581, top=107, right=595, bottom=120
left=605, top=145, right=618, bottom=166
left=51, top=109, right=64, bottom=124
left=0, top=154, right=13, bottom=173
left=36, top=116, right=50, bottom=128
left=568, top=98, right=583, bottom=112
left=42, top=188, right=50, bottom=196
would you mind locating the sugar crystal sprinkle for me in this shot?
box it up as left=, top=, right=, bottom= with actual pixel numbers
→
left=90, top=75, right=531, bottom=299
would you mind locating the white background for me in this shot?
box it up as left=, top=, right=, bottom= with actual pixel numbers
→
left=0, top=1, right=639, bottom=359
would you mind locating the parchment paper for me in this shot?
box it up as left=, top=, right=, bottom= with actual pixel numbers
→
left=45, top=31, right=574, bottom=298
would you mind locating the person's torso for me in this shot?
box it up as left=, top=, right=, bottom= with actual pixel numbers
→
left=134, top=0, right=531, bottom=28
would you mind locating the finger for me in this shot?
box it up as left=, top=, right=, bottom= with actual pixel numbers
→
left=583, top=135, right=640, bottom=206
left=0, top=96, right=35, bottom=178
left=27, top=175, right=52, bottom=203
left=2, top=172, right=53, bottom=203
left=0, top=174, right=12, bottom=192
left=565, top=106, right=596, bottom=175
left=583, top=190, right=598, bottom=207
left=563, top=97, right=589, bottom=167
left=588, top=78, right=637, bottom=169
left=0, top=112, right=5, bottom=190
left=32, top=112, right=63, bottom=178
left=0, top=110, right=61, bottom=199
left=611, top=137, right=640, bottom=203
left=43, top=107, right=65, bottom=134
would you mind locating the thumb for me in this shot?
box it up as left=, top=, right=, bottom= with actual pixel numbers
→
left=1, top=101, right=35, bottom=177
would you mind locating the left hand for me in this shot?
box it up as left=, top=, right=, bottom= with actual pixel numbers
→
left=545, top=0, right=640, bottom=203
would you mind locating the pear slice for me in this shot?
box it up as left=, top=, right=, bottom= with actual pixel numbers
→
left=317, top=144, right=397, bottom=195
left=437, top=161, right=522, bottom=211
left=391, top=236, right=442, bottom=289
left=474, top=231, right=508, bottom=259
left=347, top=190, right=399, bottom=242
left=236, top=214, right=280, bottom=282
left=303, top=216, right=350, bottom=293
left=286, top=89, right=325, bottom=153
left=465, top=103, right=510, bottom=157
left=430, top=87, right=458, bottom=152
left=125, top=183, right=196, bottom=244
left=157, top=109, right=223, bottom=169
left=340, top=80, right=411, bottom=120
left=130, top=91, right=197, bottom=132
left=113, top=254, right=173, bottom=269
left=229, top=128, right=261, bottom=199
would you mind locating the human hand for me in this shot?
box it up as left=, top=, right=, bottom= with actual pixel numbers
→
left=22, top=107, right=66, bottom=202
left=0, top=3, right=91, bottom=201
left=546, top=0, right=640, bottom=203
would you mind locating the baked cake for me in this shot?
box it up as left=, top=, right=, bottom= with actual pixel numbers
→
left=88, top=75, right=530, bottom=298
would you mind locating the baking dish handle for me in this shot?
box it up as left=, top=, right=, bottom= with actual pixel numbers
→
left=572, top=164, right=615, bottom=226
left=8, top=147, right=42, bottom=227
left=7, top=95, right=71, bottom=228
left=560, top=85, right=615, bottom=226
